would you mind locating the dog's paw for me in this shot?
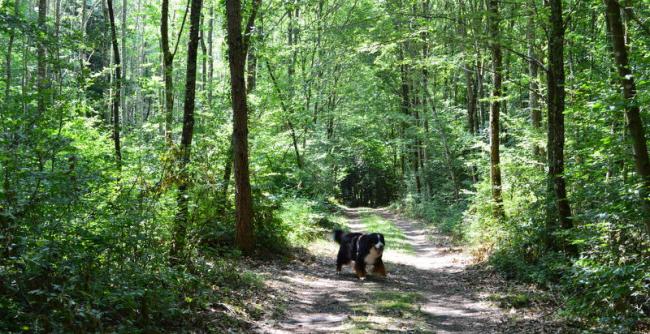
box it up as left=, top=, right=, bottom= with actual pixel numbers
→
left=358, top=276, right=366, bottom=281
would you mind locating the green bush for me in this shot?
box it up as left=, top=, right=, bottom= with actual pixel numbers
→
left=275, top=198, right=342, bottom=246
left=566, top=220, right=649, bottom=331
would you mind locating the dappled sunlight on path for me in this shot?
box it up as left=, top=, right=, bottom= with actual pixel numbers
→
left=253, top=207, right=550, bottom=333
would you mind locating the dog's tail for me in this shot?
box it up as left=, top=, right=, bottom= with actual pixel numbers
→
left=333, top=229, right=344, bottom=244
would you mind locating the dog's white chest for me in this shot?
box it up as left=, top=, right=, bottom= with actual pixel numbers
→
left=364, top=247, right=382, bottom=265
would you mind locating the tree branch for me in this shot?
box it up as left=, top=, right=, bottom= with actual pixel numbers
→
left=243, top=0, right=262, bottom=55
left=172, top=0, right=191, bottom=58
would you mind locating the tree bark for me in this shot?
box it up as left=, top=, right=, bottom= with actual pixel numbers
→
left=200, top=15, right=207, bottom=93
left=121, top=0, right=127, bottom=127
left=207, top=5, right=214, bottom=107
left=161, top=0, right=174, bottom=145
left=217, top=0, right=261, bottom=207
left=527, top=0, right=542, bottom=158
left=170, top=0, right=202, bottom=263
left=226, top=0, right=255, bottom=253
left=107, top=0, right=122, bottom=166
left=246, top=46, right=257, bottom=94
left=5, top=0, right=19, bottom=102
left=546, top=0, right=573, bottom=248
left=37, top=0, right=47, bottom=116
left=488, top=0, right=504, bottom=218
left=604, top=0, right=650, bottom=233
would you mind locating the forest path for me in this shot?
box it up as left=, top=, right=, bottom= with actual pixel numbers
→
left=253, top=207, right=541, bottom=333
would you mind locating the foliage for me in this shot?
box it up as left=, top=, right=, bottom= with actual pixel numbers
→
left=1, top=0, right=650, bottom=331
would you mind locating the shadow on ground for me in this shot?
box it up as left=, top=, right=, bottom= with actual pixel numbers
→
left=253, top=207, right=572, bottom=334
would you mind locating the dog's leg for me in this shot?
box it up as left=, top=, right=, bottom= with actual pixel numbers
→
left=336, top=263, right=342, bottom=274
left=372, top=259, right=387, bottom=277
left=354, top=261, right=367, bottom=280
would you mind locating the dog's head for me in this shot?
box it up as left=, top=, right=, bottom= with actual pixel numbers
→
left=367, top=233, right=385, bottom=253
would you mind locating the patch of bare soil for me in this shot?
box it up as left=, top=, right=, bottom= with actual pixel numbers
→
left=252, top=208, right=573, bottom=333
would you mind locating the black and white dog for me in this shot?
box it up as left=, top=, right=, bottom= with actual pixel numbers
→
left=334, top=229, right=386, bottom=280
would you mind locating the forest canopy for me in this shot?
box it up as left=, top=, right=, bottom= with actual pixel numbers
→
left=0, top=0, right=649, bottom=331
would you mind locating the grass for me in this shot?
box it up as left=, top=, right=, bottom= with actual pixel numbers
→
left=360, top=213, right=414, bottom=253
left=347, top=290, right=428, bottom=333
left=373, top=290, right=424, bottom=314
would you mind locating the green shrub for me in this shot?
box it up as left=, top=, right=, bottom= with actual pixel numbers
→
left=275, top=198, right=341, bottom=246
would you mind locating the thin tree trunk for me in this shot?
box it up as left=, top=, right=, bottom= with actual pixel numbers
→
left=161, top=0, right=174, bottom=145
left=265, top=60, right=303, bottom=169
left=528, top=0, right=542, bottom=158
left=398, top=45, right=411, bottom=190
left=488, top=0, right=504, bottom=218
left=200, top=16, right=207, bottom=93
left=425, top=80, right=460, bottom=199
left=226, top=0, right=256, bottom=253
left=5, top=0, right=19, bottom=101
left=37, top=0, right=47, bottom=116
left=170, top=0, right=202, bottom=263
left=107, top=0, right=122, bottom=166
left=217, top=0, right=261, bottom=204
left=604, top=0, right=650, bottom=233
left=412, top=81, right=422, bottom=196
left=207, top=5, right=214, bottom=107
left=79, top=0, right=87, bottom=92
left=121, top=0, right=127, bottom=127
left=246, top=46, right=257, bottom=94
left=546, top=0, right=573, bottom=248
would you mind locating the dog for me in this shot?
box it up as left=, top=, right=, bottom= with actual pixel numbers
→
left=334, top=229, right=386, bottom=280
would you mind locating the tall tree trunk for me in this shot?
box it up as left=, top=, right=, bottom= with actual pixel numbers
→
left=161, top=0, right=174, bottom=145
left=170, top=0, right=202, bottom=263
left=604, top=0, right=650, bottom=233
left=121, top=0, right=127, bottom=127
left=54, top=0, right=62, bottom=93
left=107, top=0, right=122, bottom=166
left=488, top=0, right=504, bottom=217
left=245, top=1, right=262, bottom=94
left=37, top=0, right=47, bottom=116
left=226, top=0, right=255, bottom=253
left=200, top=16, right=207, bottom=93
left=3, top=0, right=20, bottom=212
left=399, top=48, right=411, bottom=192
left=546, top=0, right=573, bottom=248
left=5, top=0, right=19, bottom=101
left=207, top=5, right=214, bottom=107
left=412, top=80, right=422, bottom=196
left=79, top=0, right=87, bottom=93
left=219, top=0, right=262, bottom=213
left=246, top=46, right=257, bottom=94
left=528, top=0, right=542, bottom=158
left=465, top=69, right=477, bottom=134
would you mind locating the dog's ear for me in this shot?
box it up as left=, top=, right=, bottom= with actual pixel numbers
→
left=334, top=230, right=344, bottom=244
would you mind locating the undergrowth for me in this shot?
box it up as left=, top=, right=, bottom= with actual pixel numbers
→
left=391, top=155, right=649, bottom=332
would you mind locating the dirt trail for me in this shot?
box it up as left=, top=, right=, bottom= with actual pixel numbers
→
left=253, top=208, right=552, bottom=333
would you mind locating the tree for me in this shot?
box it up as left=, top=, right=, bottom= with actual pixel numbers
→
left=225, top=0, right=259, bottom=253
left=603, top=0, right=650, bottom=233
left=161, top=0, right=189, bottom=145
left=527, top=0, right=542, bottom=158
left=487, top=0, right=504, bottom=218
left=169, top=0, right=203, bottom=263
left=161, top=0, right=173, bottom=145
left=107, top=0, right=122, bottom=165
left=37, top=0, right=47, bottom=116
left=546, top=0, right=573, bottom=248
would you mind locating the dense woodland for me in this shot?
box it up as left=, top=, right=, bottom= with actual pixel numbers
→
left=0, top=0, right=649, bottom=331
